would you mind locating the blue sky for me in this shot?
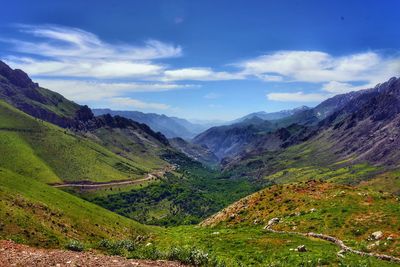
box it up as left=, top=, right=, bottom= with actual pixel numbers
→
left=0, top=0, right=399, bottom=120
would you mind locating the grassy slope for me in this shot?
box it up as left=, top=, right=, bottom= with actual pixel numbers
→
left=152, top=226, right=398, bottom=266
left=0, top=100, right=161, bottom=183
left=34, top=87, right=81, bottom=118
left=0, top=168, right=151, bottom=248
left=201, top=180, right=400, bottom=258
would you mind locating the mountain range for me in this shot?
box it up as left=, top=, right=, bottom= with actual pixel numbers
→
left=232, top=105, right=310, bottom=123
left=1, top=59, right=400, bottom=265
left=92, top=108, right=210, bottom=139
left=192, top=81, right=400, bottom=164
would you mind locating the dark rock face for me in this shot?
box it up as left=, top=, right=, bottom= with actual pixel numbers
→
left=75, top=105, right=94, bottom=122
left=0, top=61, right=36, bottom=89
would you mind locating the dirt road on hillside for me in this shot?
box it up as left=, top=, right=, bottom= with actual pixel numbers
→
left=0, top=240, right=186, bottom=267
left=50, top=165, right=175, bottom=189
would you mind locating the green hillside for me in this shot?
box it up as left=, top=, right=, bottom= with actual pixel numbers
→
left=0, top=168, right=150, bottom=248
left=0, top=100, right=162, bottom=183
left=201, top=180, right=400, bottom=258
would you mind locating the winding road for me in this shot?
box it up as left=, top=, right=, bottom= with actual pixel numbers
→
left=50, top=165, right=174, bottom=189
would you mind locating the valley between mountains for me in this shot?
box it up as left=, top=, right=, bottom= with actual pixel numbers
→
left=0, top=60, right=400, bottom=266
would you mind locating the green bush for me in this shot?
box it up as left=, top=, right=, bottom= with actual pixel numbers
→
left=65, top=240, right=84, bottom=252
left=98, top=239, right=137, bottom=255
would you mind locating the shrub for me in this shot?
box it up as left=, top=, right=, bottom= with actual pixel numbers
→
left=98, top=239, right=137, bottom=255
left=65, top=240, right=84, bottom=252
left=166, top=246, right=225, bottom=267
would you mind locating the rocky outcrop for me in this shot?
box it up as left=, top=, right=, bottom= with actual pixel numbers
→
left=0, top=61, right=37, bottom=89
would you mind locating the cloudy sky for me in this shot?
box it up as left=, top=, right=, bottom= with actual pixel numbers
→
left=1, top=0, right=399, bottom=120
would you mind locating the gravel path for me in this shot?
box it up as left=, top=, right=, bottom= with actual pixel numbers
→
left=0, top=240, right=186, bottom=267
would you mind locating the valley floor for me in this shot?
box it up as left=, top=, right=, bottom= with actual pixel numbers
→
left=0, top=240, right=186, bottom=267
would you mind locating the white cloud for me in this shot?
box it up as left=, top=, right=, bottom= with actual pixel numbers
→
left=321, top=81, right=375, bottom=94
left=267, top=92, right=329, bottom=102
left=109, top=97, right=170, bottom=110
left=6, top=57, right=165, bottom=79
left=8, top=24, right=181, bottom=60
left=163, top=67, right=245, bottom=81
left=2, top=25, right=181, bottom=79
left=237, top=50, right=400, bottom=86
left=35, top=79, right=194, bottom=102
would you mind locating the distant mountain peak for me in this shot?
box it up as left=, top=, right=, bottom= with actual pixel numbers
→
left=235, top=106, right=311, bottom=123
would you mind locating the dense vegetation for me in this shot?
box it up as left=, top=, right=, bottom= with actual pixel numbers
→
left=70, top=152, right=266, bottom=226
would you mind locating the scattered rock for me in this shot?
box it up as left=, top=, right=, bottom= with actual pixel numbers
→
left=266, top=217, right=280, bottom=228
left=371, top=231, right=383, bottom=240
left=296, top=245, right=307, bottom=252
left=309, top=208, right=316, bottom=213
left=264, top=219, right=278, bottom=229
left=211, top=232, right=220, bottom=235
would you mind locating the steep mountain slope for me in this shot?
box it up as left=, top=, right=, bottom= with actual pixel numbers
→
left=169, top=137, right=219, bottom=166
left=0, top=100, right=157, bottom=183
left=93, top=109, right=207, bottom=139
left=318, top=77, right=400, bottom=166
left=0, top=60, right=171, bottom=174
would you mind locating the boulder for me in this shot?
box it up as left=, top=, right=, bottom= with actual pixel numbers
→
left=371, top=231, right=383, bottom=240
left=268, top=217, right=280, bottom=226
left=296, top=245, right=307, bottom=252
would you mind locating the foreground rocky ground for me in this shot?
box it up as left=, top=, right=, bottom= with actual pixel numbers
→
left=0, top=240, right=186, bottom=267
